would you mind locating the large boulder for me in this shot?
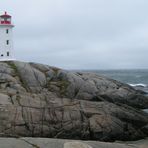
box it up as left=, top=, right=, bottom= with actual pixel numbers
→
left=56, top=70, right=148, bottom=109
left=0, top=61, right=147, bottom=141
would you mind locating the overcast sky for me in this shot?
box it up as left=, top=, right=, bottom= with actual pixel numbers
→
left=1, top=0, right=148, bottom=69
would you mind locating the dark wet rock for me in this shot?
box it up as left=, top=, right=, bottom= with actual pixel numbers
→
left=0, top=61, right=147, bottom=141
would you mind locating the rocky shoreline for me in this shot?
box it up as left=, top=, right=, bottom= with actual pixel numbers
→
left=0, top=61, right=147, bottom=145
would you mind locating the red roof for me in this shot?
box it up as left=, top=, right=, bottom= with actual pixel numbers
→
left=0, top=12, right=11, bottom=18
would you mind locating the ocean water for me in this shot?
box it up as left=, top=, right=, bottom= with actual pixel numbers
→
left=82, top=69, right=148, bottom=93
left=93, top=69, right=148, bottom=113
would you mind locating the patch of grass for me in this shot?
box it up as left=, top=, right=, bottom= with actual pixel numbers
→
left=7, top=61, right=30, bottom=92
left=52, top=67, right=60, bottom=75
left=7, top=61, right=18, bottom=72
left=57, top=80, right=69, bottom=96
left=47, top=80, right=69, bottom=97
left=16, top=94, right=21, bottom=105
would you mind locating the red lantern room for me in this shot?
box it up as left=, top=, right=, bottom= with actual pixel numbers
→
left=0, top=12, right=11, bottom=25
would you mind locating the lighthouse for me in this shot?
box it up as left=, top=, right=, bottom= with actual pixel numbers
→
left=0, top=12, right=14, bottom=61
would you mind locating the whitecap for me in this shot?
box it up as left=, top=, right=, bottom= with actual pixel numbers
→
left=129, top=83, right=147, bottom=87
left=143, top=109, right=148, bottom=113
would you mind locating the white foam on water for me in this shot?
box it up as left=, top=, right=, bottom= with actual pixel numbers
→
left=129, top=83, right=147, bottom=87
left=143, top=109, right=148, bottom=113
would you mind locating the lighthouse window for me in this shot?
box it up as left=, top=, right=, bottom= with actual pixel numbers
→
left=1, top=54, right=3, bottom=57
left=7, top=52, right=10, bottom=56
left=6, top=40, right=9, bottom=45
left=6, top=29, right=9, bottom=34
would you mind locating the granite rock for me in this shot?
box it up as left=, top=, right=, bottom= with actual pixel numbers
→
left=0, top=61, right=147, bottom=141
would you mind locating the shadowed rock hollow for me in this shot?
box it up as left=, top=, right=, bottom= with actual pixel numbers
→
left=0, top=61, right=148, bottom=141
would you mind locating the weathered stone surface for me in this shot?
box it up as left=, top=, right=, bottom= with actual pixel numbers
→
left=64, top=141, right=92, bottom=148
left=0, top=138, right=147, bottom=148
left=56, top=70, right=148, bottom=109
left=0, top=93, right=11, bottom=105
left=12, top=61, right=46, bottom=92
left=0, top=61, right=147, bottom=141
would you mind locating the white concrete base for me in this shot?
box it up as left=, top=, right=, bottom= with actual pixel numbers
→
left=0, top=58, right=16, bottom=61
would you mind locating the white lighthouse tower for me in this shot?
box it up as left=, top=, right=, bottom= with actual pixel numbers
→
left=0, top=12, right=14, bottom=61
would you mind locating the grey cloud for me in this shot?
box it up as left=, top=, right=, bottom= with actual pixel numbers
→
left=1, top=0, right=148, bottom=69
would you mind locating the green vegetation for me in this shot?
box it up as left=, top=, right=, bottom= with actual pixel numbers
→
left=7, top=61, right=30, bottom=92
left=16, top=94, right=21, bottom=105
left=51, top=67, right=60, bottom=75
left=57, top=80, right=69, bottom=96
left=47, top=80, right=69, bottom=97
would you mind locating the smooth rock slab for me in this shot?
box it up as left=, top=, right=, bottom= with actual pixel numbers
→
left=64, top=142, right=92, bottom=148
left=0, top=138, right=146, bottom=148
left=0, top=93, right=11, bottom=105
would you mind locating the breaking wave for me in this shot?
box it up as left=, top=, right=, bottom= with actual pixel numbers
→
left=129, top=83, right=147, bottom=87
